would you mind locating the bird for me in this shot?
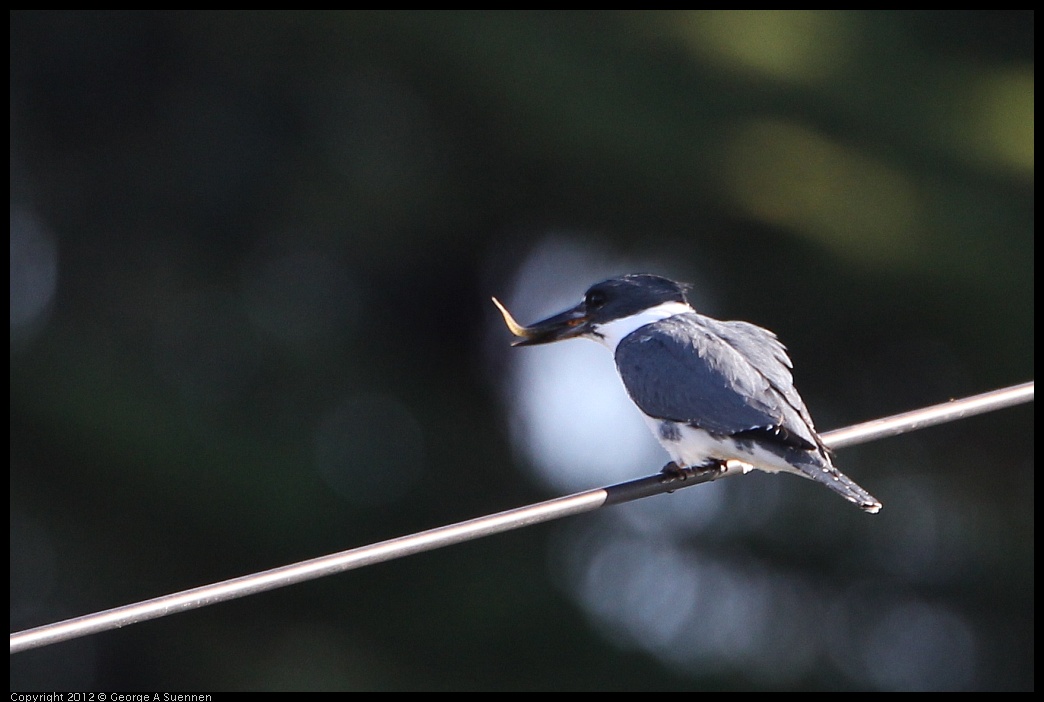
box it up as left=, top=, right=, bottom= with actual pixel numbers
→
left=493, top=274, right=881, bottom=513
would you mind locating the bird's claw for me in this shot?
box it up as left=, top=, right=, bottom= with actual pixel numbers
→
left=659, top=460, right=727, bottom=492
left=660, top=461, right=690, bottom=481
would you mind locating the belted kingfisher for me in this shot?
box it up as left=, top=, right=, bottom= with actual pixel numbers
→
left=494, top=274, right=881, bottom=513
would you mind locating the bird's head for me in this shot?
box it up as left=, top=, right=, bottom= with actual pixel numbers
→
left=493, top=274, right=690, bottom=347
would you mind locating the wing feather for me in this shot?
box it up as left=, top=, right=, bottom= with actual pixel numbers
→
left=613, top=315, right=821, bottom=451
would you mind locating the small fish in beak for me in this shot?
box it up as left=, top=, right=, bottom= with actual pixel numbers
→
left=492, top=297, right=591, bottom=346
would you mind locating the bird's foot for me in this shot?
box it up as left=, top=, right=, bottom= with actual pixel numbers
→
left=659, top=460, right=727, bottom=492
left=660, top=461, right=690, bottom=482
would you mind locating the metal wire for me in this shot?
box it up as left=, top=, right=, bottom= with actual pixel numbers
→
left=10, top=381, right=1033, bottom=654
left=821, top=381, right=1034, bottom=449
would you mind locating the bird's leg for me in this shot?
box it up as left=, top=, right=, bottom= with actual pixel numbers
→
left=660, top=461, right=689, bottom=481
left=659, top=460, right=728, bottom=489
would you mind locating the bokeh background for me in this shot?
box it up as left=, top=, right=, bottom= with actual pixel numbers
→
left=10, top=11, right=1033, bottom=691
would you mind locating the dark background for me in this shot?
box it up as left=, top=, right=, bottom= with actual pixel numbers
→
left=10, top=11, right=1033, bottom=691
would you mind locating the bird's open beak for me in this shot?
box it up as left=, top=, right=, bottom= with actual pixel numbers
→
left=492, top=297, right=591, bottom=346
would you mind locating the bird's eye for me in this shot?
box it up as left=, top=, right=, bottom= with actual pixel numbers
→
left=585, top=289, right=607, bottom=308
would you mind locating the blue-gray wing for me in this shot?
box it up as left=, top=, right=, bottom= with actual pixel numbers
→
left=613, top=314, right=821, bottom=450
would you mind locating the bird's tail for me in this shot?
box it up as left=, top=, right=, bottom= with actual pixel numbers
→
left=789, top=451, right=882, bottom=514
